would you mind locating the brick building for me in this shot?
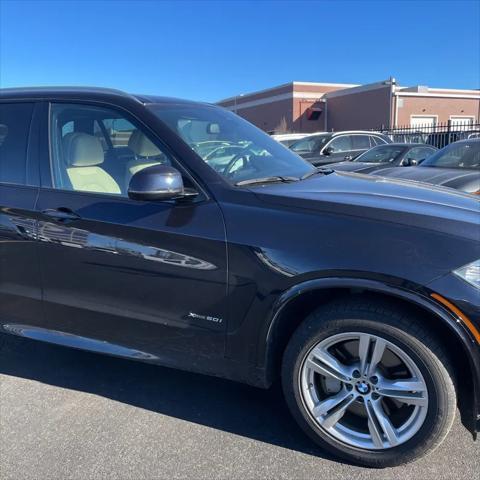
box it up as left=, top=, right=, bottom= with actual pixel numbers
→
left=217, top=78, right=480, bottom=133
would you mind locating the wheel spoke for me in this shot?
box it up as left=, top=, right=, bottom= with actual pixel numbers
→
left=313, top=389, right=350, bottom=417
left=358, top=333, right=371, bottom=376
left=315, top=391, right=356, bottom=430
left=367, top=338, right=386, bottom=377
left=307, top=347, right=351, bottom=382
left=366, top=399, right=400, bottom=448
left=376, top=378, right=428, bottom=406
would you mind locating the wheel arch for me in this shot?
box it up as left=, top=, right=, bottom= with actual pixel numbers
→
left=260, top=277, right=480, bottom=436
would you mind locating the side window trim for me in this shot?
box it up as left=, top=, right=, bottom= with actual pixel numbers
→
left=26, top=102, right=42, bottom=187
left=372, top=135, right=387, bottom=145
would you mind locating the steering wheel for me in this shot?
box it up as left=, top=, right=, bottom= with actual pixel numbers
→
left=224, top=147, right=259, bottom=178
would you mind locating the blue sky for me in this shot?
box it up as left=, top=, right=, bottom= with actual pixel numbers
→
left=0, top=0, right=478, bottom=102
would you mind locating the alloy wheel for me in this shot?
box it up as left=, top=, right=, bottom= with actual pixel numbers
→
left=299, top=332, right=429, bottom=450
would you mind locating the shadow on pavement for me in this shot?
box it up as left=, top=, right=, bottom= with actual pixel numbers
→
left=0, top=334, right=340, bottom=462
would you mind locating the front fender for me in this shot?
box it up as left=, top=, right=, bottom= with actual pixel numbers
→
left=261, top=277, right=480, bottom=436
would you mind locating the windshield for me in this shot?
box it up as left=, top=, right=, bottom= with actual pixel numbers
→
left=149, top=104, right=315, bottom=184
left=353, top=145, right=406, bottom=163
left=420, top=141, right=480, bottom=169
left=290, top=134, right=330, bottom=153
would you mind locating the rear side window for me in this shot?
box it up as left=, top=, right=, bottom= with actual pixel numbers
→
left=352, top=135, right=371, bottom=149
left=0, top=102, right=34, bottom=185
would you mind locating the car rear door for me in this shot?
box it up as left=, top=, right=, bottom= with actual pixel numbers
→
left=34, top=101, right=228, bottom=361
left=0, top=101, right=43, bottom=329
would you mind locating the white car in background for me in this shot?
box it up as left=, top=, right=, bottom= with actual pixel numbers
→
left=271, top=133, right=311, bottom=147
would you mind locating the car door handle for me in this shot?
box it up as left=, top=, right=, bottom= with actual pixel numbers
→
left=42, top=208, right=81, bottom=222
left=344, top=155, right=353, bottom=161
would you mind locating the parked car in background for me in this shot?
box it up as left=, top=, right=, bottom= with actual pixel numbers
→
left=1, top=87, right=480, bottom=468
left=271, top=132, right=310, bottom=147
left=289, top=131, right=391, bottom=166
left=326, top=143, right=437, bottom=174
left=373, top=139, right=480, bottom=194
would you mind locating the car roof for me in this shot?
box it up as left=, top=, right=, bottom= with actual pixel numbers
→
left=454, top=138, right=480, bottom=144
left=305, top=130, right=388, bottom=138
left=0, top=86, right=208, bottom=107
left=381, top=143, right=436, bottom=148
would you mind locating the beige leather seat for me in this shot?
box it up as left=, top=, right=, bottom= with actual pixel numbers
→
left=125, top=130, right=163, bottom=189
left=63, top=132, right=121, bottom=195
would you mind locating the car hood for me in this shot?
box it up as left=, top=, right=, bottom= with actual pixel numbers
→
left=326, top=161, right=391, bottom=174
left=249, top=171, right=480, bottom=241
left=372, top=166, right=480, bottom=193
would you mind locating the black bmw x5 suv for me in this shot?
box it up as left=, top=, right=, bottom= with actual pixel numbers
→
left=1, top=87, right=479, bottom=468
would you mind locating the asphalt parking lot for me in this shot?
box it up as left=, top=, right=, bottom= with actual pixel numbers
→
left=1, top=334, right=479, bottom=480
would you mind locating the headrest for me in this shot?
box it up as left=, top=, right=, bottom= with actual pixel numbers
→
left=63, top=132, right=104, bottom=167
left=128, top=130, right=161, bottom=157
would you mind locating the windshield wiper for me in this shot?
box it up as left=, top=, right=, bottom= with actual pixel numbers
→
left=235, top=176, right=299, bottom=187
left=301, top=167, right=334, bottom=180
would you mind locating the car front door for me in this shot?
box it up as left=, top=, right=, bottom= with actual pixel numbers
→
left=318, top=135, right=353, bottom=165
left=35, top=102, right=228, bottom=361
left=0, top=101, right=43, bottom=330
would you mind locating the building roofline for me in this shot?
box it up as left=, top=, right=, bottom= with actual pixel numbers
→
left=324, top=79, right=395, bottom=99
left=293, top=81, right=359, bottom=88
left=218, top=80, right=360, bottom=104
left=218, top=82, right=294, bottom=104
left=424, top=87, right=480, bottom=94
left=394, top=91, right=480, bottom=99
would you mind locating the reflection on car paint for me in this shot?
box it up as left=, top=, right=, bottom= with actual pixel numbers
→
left=254, top=247, right=298, bottom=277
left=36, top=220, right=217, bottom=270
left=0, top=209, right=36, bottom=241
left=2, top=324, right=159, bottom=360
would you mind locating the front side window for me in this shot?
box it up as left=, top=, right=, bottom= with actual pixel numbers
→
left=0, top=102, right=34, bottom=185
left=406, top=147, right=436, bottom=161
left=420, top=141, right=480, bottom=169
left=149, top=104, right=314, bottom=184
left=49, top=103, right=171, bottom=196
left=290, top=134, right=330, bottom=153
left=327, top=136, right=352, bottom=153
left=353, top=145, right=405, bottom=163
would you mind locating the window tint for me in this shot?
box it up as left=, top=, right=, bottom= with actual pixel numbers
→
left=0, top=102, right=34, bottom=185
left=352, top=135, right=371, bottom=149
left=49, top=103, right=172, bottom=196
left=328, top=135, right=352, bottom=152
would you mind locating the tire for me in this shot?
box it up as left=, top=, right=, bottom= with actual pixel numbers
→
left=281, top=298, right=456, bottom=468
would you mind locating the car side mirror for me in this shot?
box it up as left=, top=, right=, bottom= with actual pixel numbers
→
left=403, top=157, right=418, bottom=166
left=323, top=146, right=334, bottom=156
left=128, top=164, right=185, bottom=201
